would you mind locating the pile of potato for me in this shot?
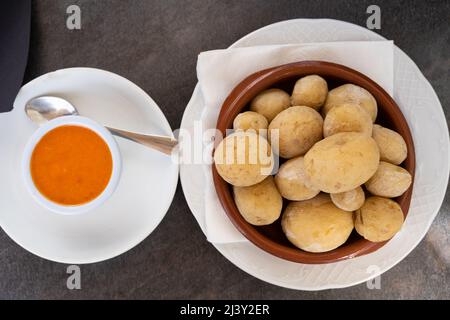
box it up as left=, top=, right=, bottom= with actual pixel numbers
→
left=214, top=75, right=412, bottom=253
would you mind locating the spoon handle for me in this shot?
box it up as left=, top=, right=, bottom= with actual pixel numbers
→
left=106, top=127, right=177, bottom=155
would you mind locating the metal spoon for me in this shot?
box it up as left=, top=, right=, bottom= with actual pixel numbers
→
left=25, top=96, right=177, bottom=155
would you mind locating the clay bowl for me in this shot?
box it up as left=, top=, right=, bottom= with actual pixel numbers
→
left=212, top=61, right=415, bottom=264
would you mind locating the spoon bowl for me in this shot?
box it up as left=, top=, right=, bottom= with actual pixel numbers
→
left=25, top=96, right=79, bottom=125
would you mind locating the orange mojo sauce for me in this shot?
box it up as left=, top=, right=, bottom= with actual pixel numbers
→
left=30, top=125, right=113, bottom=205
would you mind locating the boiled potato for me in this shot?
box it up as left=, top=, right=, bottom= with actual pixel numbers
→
left=274, top=156, right=320, bottom=201
left=355, top=196, right=404, bottom=242
left=214, top=131, right=274, bottom=187
left=233, top=176, right=282, bottom=225
left=250, top=88, right=290, bottom=122
left=268, top=106, right=323, bottom=158
left=331, top=186, right=365, bottom=211
left=372, top=124, right=407, bottom=165
left=323, top=103, right=373, bottom=137
left=233, top=111, right=268, bottom=137
left=281, top=194, right=354, bottom=252
left=323, top=84, right=378, bottom=122
left=365, top=161, right=412, bottom=197
left=304, top=132, right=380, bottom=193
left=291, top=75, right=328, bottom=110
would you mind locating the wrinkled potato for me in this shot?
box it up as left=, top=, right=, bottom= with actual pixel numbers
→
left=268, top=106, right=323, bottom=158
left=281, top=194, right=354, bottom=252
left=291, top=75, right=328, bottom=110
left=233, top=111, right=268, bottom=137
left=331, top=186, right=365, bottom=211
left=323, top=84, right=378, bottom=122
left=214, top=131, right=274, bottom=187
left=365, top=161, right=412, bottom=198
left=355, top=196, right=404, bottom=242
left=274, top=156, right=320, bottom=201
left=304, top=132, right=380, bottom=193
left=372, top=124, right=407, bottom=165
left=233, top=176, right=282, bottom=226
left=250, top=88, right=291, bottom=122
left=323, top=103, right=373, bottom=137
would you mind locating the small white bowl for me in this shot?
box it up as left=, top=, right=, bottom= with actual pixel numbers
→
left=22, top=115, right=122, bottom=215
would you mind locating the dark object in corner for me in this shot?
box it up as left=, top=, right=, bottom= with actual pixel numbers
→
left=0, top=1, right=31, bottom=112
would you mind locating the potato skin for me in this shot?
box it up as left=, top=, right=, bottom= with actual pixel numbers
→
left=268, top=106, right=323, bottom=159
left=281, top=194, right=354, bottom=252
left=214, top=131, right=274, bottom=187
left=233, top=176, right=282, bottom=226
left=274, top=156, right=320, bottom=201
left=304, top=132, right=380, bottom=193
left=233, top=111, right=268, bottom=137
left=323, top=84, right=378, bottom=122
left=372, top=124, right=407, bottom=165
left=323, top=103, right=373, bottom=137
left=250, top=88, right=291, bottom=122
left=365, top=161, right=412, bottom=198
left=291, top=75, right=328, bottom=110
left=331, top=186, right=365, bottom=211
left=355, top=196, right=404, bottom=242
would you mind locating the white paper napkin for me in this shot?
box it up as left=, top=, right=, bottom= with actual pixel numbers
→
left=198, top=41, right=394, bottom=243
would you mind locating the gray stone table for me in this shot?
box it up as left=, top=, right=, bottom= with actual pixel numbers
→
left=0, top=0, right=448, bottom=299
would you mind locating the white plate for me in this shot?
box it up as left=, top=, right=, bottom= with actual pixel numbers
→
left=0, top=68, right=179, bottom=264
left=180, top=19, right=450, bottom=290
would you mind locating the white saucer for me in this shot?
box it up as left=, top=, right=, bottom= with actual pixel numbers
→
left=180, top=19, right=450, bottom=290
left=0, top=68, right=179, bottom=264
